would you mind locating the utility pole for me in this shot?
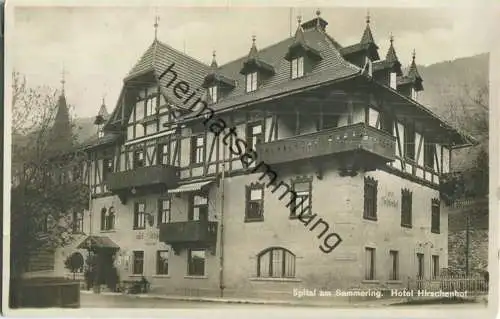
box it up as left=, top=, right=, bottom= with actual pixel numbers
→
left=219, top=142, right=226, bottom=297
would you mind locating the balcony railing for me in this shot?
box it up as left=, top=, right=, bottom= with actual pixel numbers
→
left=105, top=165, right=179, bottom=192
left=159, top=220, right=218, bottom=255
left=256, top=123, right=396, bottom=166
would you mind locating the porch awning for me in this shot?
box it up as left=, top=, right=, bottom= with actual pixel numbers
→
left=167, top=180, right=213, bottom=194
left=77, top=235, right=120, bottom=250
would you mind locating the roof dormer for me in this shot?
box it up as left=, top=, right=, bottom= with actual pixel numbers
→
left=340, top=11, right=380, bottom=66
left=240, top=36, right=275, bottom=92
left=397, top=50, right=424, bottom=99
left=202, top=51, right=236, bottom=103
left=285, top=15, right=322, bottom=79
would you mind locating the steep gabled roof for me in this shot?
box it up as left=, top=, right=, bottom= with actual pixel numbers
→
left=105, top=39, right=211, bottom=128
left=195, top=27, right=360, bottom=114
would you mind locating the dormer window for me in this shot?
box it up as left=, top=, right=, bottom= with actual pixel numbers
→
left=208, top=85, right=218, bottom=103
left=246, top=72, right=258, bottom=93
left=390, top=72, right=397, bottom=89
left=291, top=57, right=304, bottom=79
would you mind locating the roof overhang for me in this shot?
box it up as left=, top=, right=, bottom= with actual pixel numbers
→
left=365, top=77, right=476, bottom=148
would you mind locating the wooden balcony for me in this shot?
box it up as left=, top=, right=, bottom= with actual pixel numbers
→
left=256, top=123, right=396, bottom=173
left=105, top=165, right=179, bottom=203
left=159, top=220, right=218, bottom=255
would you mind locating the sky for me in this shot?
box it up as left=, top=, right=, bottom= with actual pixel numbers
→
left=10, top=4, right=494, bottom=119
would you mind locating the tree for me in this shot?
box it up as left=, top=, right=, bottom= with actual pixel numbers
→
left=10, top=71, right=89, bottom=279
left=443, top=83, right=488, bottom=199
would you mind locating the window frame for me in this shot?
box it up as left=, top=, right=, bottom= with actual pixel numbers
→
left=246, top=72, right=258, bottom=92
left=156, top=250, right=170, bottom=275
left=245, top=183, right=264, bottom=222
left=133, top=149, right=145, bottom=168
left=246, top=121, right=264, bottom=151
left=404, top=123, right=416, bottom=161
left=291, top=56, right=304, bottom=79
left=132, top=251, right=144, bottom=275
left=424, top=140, right=435, bottom=169
left=390, top=72, right=397, bottom=89
left=187, top=249, right=206, bottom=276
left=401, top=188, right=413, bottom=228
left=256, top=247, right=296, bottom=278
left=363, top=176, right=378, bottom=221
left=389, top=250, right=399, bottom=281
left=208, top=85, right=218, bottom=103
left=134, top=202, right=146, bottom=230
left=432, top=255, right=440, bottom=279
left=431, top=198, right=440, bottom=234
left=157, top=198, right=171, bottom=226
left=191, top=135, right=205, bottom=165
left=290, top=178, right=312, bottom=218
left=157, top=143, right=169, bottom=166
left=188, top=194, right=208, bottom=221
left=365, top=247, right=376, bottom=280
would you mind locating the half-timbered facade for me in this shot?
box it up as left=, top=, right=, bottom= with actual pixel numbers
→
left=55, top=12, right=474, bottom=298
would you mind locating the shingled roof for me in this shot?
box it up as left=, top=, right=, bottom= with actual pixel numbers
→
left=192, top=27, right=360, bottom=115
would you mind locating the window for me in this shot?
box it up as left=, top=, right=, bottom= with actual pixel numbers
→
left=417, top=253, right=424, bottom=278
left=404, top=124, right=415, bottom=160
left=379, top=112, right=393, bottom=134
left=102, top=157, right=113, bottom=181
left=98, top=129, right=104, bottom=139
left=133, top=149, right=145, bottom=168
left=291, top=57, right=304, bottom=79
left=290, top=180, right=312, bottom=218
left=157, top=143, right=169, bottom=165
left=245, top=184, right=264, bottom=221
left=187, top=249, right=205, bottom=276
left=246, top=72, right=258, bottom=92
left=365, top=247, right=376, bottom=280
left=424, top=141, right=435, bottom=169
left=390, top=72, right=397, bottom=89
left=208, top=85, right=218, bottom=103
left=156, top=250, right=169, bottom=275
left=432, top=255, right=439, bottom=279
left=101, top=206, right=115, bottom=231
left=401, top=189, right=412, bottom=228
left=368, top=107, right=379, bottom=128
left=134, top=202, right=146, bottom=229
left=73, top=211, right=84, bottom=233
left=158, top=199, right=171, bottom=225
left=431, top=199, right=440, bottom=234
left=246, top=122, right=263, bottom=150
left=147, top=95, right=158, bottom=116
left=257, top=247, right=295, bottom=278
left=191, top=136, right=204, bottom=164
left=132, top=251, right=144, bottom=275
left=363, top=177, right=378, bottom=220
left=389, top=250, right=399, bottom=280
left=189, top=194, right=208, bottom=221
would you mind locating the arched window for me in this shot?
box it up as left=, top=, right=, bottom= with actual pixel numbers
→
left=257, top=247, right=295, bottom=278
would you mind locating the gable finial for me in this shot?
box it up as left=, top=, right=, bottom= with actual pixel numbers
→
left=154, top=15, right=160, bottom=40
left=412, top=49, right=416, bottom=61
left=297, top=15, right=302, bottom=25
left=252, top=34, right=256, bottom=44
left=316, top=9, right=321, bottom=17
left=390, top=32, right=394, bottom=44
left=366, top=9, right=370, bottom=24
